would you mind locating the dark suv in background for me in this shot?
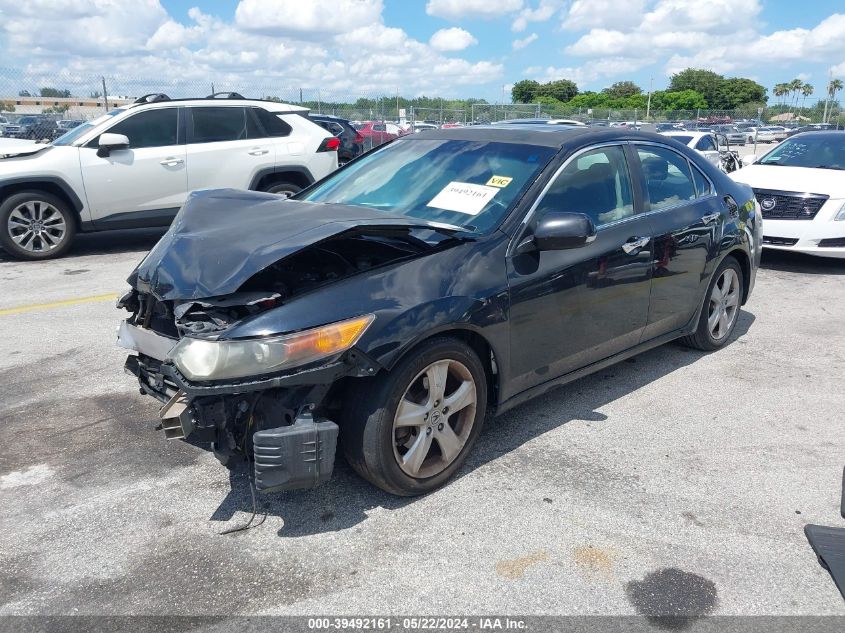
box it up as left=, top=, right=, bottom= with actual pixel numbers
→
left=309, top=114, right=364, bottom=164
left=3, top=116, right=59, bottom=140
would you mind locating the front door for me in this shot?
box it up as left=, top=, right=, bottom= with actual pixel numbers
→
left=79, top=107, right=186, bottom=226
left=505, top=144, right=654, bottom=400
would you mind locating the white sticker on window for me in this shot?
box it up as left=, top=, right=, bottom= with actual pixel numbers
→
left=426, top=182, right=499, bottom=215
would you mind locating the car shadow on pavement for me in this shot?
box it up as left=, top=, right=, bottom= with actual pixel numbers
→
left=760, top=250, right=845, bottom=275
left=209, top=310, right=756, bottom=538
left=0, top=227, right=167, bottom=262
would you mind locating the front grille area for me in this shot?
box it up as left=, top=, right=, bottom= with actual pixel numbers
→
left=753, top=189, right=828, bottom=220
left=818, top=237, right=845, bottom=248
left=762, top=236, right=798, bottom=246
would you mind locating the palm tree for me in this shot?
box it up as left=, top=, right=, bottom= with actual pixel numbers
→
left=789, top=79, right=803, bottom=112
left=801, top=83, right=813, bottom=114
left=773, top=83, right=788, bottom=108
left=824, top=78, right=844, bottom=123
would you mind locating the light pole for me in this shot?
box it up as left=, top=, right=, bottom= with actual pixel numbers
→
left=645, top=77, right=653, bottom=120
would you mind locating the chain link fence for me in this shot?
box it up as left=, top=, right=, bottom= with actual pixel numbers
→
left=1, top=67, right=841, bottom=138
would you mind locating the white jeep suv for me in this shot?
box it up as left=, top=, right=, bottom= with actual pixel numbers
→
left=0, top=93, right=338, bottom=260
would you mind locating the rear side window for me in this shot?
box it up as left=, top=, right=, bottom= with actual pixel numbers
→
left=252, top=109, right=292, bottom=137
left=695, top=135, right=717, bottom=151
left=100, top=108, right=178, bottom=149
left=189, top=107, right=254, bottom=143
left=636, top=146, right=696, bottom=210
left=691, top=164, right=712, bottom=198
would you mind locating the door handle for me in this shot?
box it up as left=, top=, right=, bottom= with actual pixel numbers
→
left=248, top=148, right=269, bottom=156
left=702, top=212, right=721, bottom=225
left=160, top=157, right=184, bottom=166
left=622, top=236, right=650, bottom=254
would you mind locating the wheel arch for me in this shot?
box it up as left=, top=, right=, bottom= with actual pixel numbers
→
left=380, top=325, right=501, bottom=411
left=0, top=177, right=84, bottom=230
left=249, top=167, right=314, bottom=192
left=722, top=247, right=751, bottom=305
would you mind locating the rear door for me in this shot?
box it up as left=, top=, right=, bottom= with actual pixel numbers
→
left=185, top=106, right=272, bottom=192
left=505, top=144, right=654, bottom=399
left=632, top=144, right=722, bottom=340
left=79, top=107, right=186, bottom=225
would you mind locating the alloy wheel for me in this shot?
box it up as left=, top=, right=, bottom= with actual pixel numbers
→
left=7, top=200, right=67, bottom=253
left=707, top=268, right=740, bottom=341
left=392, top=358, right=477, bottom=479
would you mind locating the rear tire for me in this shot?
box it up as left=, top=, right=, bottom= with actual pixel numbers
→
left=263, top=182, right=302, bottom=198
left=0, top=190, right=76, bottom=260
left=680, top=256, right=744, bottom=351
left=342, top=337, right=488, bottom=496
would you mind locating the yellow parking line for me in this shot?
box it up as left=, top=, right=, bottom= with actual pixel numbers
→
left=0, top=292, right=118, bottom=316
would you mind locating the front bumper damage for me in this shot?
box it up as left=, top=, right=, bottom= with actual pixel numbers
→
left=119, top=320, right=374, bottom=492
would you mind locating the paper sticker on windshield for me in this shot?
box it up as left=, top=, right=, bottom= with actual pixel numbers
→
left=486, top=175, right=512, bottom=188
left=427, top=182, right=499, bottom=215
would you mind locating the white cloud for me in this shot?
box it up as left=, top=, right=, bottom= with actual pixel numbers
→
left=512, top=0, right=562, bottom=32
left=512, top=33, right=539, bottom=50
left=429, top=27, right=477, bottom=51
left=562, top=0, right=647, bottom=31
left=426, top=0, right=523, bottom=21
left=0, top=0, right=504, bottom=98
left=235, top=0, right=384, bottom=36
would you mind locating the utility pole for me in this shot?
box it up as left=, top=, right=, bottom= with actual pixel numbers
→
left=211, top=82, right=215, bottom=95
left=101, top=76, right=108, bottom=112
left=645, top=76, right=653, bottom=120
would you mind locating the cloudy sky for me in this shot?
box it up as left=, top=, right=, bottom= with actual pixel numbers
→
left=0, top=0, right=843, bottom=102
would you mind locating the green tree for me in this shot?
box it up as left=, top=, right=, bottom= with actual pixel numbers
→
left=536, top=79, right=578, bottom=102
left=717, top=78, right=767, bottom=110
left=651, top=89, right=708, bottom=110
left=40, top=87, right=72, bottom=98
left=773, top=83, right=788, bottom=106
left=602, top=81, right=641, bottom=99
left=18, top=90, right=31, bottom=97
left=42, top=104, right=70, bottom=114
left=824, top=78, right=844, bottom=123
left=668, top=69, right=723, bottom=106
left=0, top=101, right=15, bottom=113
left=511, top=79, right=540, bottom=103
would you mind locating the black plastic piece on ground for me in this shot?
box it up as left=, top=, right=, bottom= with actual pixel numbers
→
left=804, top=524, right=845, bottom=600
left=252, top=413, right=339, bottom=493
left=841, top=466, right=844, bottom=519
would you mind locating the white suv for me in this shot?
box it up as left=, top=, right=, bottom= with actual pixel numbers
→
left=0, top=94, right=338, bottom=260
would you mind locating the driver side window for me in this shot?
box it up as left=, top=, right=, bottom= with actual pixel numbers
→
left=89, top=108, right=178, bottom=149
left=534, top=145, right=634, bottom=227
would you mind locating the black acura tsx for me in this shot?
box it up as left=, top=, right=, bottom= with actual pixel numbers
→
left=118, top=125, right=761, bottom=496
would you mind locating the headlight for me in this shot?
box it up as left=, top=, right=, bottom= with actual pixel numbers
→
left=168, top=314, right=375, bottom=381
left=835, top=201, right=845, bottom=221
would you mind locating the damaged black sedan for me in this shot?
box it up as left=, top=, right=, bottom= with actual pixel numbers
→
left=119, top=126, right=761, bottom=496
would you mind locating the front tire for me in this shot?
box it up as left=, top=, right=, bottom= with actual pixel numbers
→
left=342, top=337, right=488, bottom=496
left=0, top=191, right=76, bottom=260
left=681, top=256, right=744, bottom=351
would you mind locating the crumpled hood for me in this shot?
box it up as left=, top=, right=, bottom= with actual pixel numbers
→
left=129, top=189, right=462, bottom=301
left=731, top=165, right=845, bottom=198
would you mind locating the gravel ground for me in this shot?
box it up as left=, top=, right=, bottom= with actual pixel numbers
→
left=0, top=229, right=844, bottom=619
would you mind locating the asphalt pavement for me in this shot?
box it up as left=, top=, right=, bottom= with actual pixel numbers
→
left=0, top=229, right=844, bottom=618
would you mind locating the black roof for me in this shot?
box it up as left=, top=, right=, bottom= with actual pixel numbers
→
left=786, top=130, right=845, bottom=139
left=412, top=124, right=677, bottom=149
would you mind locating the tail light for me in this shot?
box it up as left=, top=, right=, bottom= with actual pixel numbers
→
left=353, top=132, right=364, bottom=144
left=317, top=137, right=340, bottom=152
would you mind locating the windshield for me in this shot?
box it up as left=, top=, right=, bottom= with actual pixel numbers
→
left=758, top=135, right=845, bottom=170
left=669, top=135, right=693, bottom=145
left=52, top=110, right=123, bottom=146
left=300, top=138, right=557, bottom=233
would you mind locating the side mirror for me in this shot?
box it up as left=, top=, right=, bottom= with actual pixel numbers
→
left=518, top=212, right=597, bottom=253
left=97, top=133, right=129, bottom=157
left=742, top=154, right=758, bottom=167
